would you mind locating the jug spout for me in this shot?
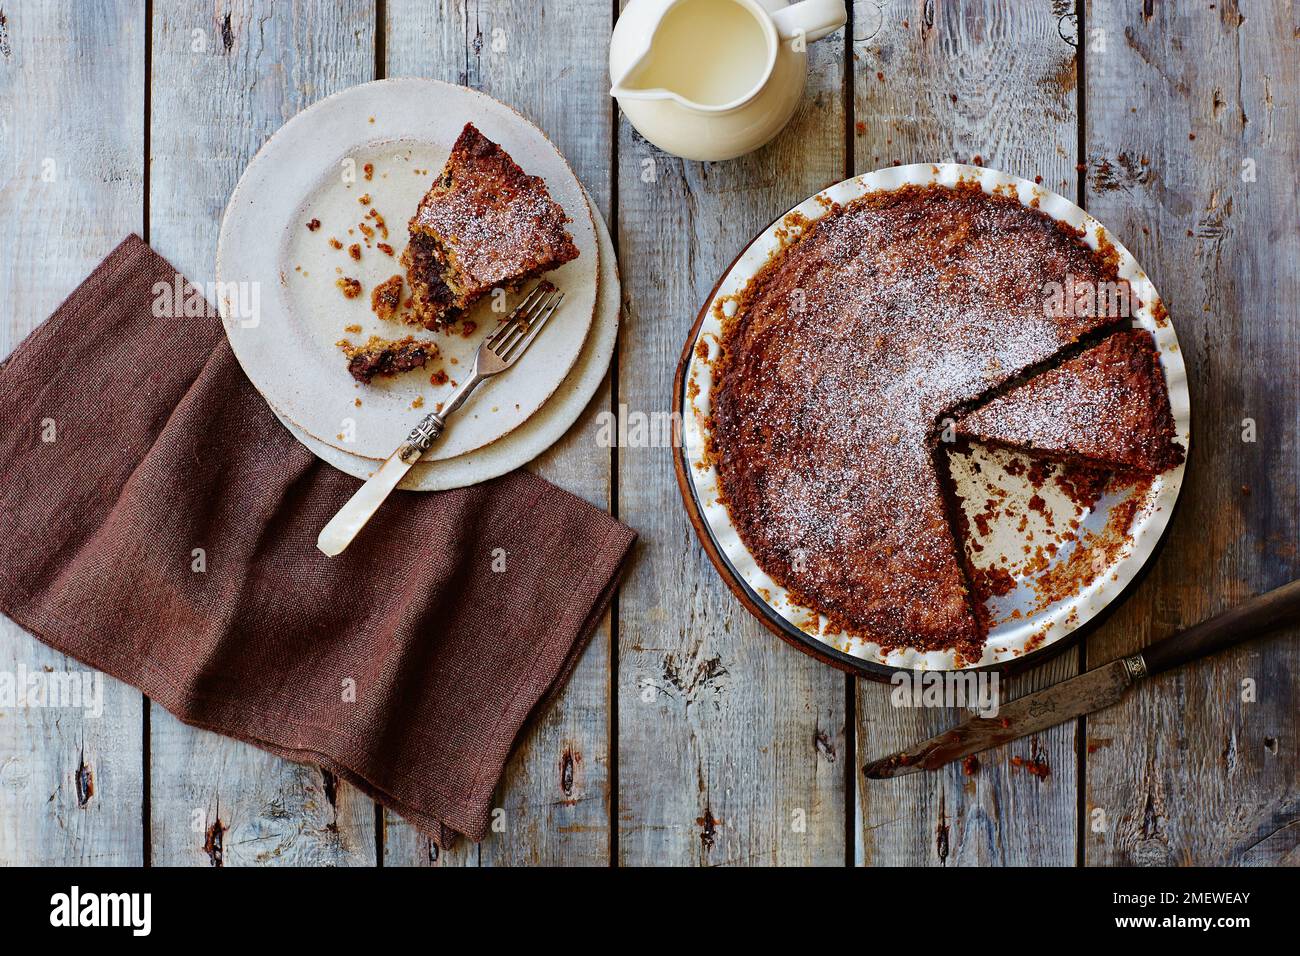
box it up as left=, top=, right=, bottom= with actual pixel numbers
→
left=609, top=79, right=664, bottom=101
left=609, top=49, right=672, bottom=102
left=609, top=82, right=675, bottom=102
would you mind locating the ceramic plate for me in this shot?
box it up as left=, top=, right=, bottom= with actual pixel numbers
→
left=217, top=78, right=598, bottom=462
left=273, top=190, right=619, bottom=491
left=676, top=163, right=1190, bottom=674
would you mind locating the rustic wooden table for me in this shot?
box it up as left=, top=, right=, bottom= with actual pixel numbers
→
left=0, top=0, right=1295, bottom=867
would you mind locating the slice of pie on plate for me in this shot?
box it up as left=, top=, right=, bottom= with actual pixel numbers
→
left=403, top=123, right=580, bottom=329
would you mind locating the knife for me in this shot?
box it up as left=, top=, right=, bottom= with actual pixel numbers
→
left=862, top=577, right=1300, bottom=779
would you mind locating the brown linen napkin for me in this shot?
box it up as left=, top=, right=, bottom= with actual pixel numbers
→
left=0, top=235, right=635, bottom=847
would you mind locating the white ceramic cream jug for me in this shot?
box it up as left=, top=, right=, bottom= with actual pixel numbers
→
left=610, top=0, right=846, bottom=161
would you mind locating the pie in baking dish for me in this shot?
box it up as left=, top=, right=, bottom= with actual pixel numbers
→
left=709, top=183, right=1184, bottom=662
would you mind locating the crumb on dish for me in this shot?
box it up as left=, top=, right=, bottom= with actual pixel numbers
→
left=371, top=275, right=403, bottom=321
left=340, top=334, right=438, bottom=384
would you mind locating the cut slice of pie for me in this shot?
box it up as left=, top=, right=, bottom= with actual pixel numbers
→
left=402, top=123, right=580, bottom=329
left=956, top=329, right=1184, bottom=475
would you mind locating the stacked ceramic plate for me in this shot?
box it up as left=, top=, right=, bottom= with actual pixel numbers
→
left=217, top=79, right=618, bottom=490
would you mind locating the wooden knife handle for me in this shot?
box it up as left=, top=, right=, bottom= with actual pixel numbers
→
left=1139, top=578, right=1300, bottom=676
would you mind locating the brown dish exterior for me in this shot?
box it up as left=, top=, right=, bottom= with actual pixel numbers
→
left=402, top=122, right=579, bottom=329
left=708, top=182, right=1184, bottom=664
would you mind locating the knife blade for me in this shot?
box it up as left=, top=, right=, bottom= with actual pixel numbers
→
left=863, top=577, right=1300, bottom=779
left=862, top=657, right=1138, bottom=779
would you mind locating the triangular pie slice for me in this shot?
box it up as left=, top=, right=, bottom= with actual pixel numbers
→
left=956, top=329, right=1184, bottom=475
left=402, top=123, right=580, bottom=329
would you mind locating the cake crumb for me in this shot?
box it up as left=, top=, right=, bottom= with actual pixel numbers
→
left=1010, top=753, right=1051, bottom=779
left=371, top=274, right=403, bottom=321
left=340, top=335, right=438, bottom=384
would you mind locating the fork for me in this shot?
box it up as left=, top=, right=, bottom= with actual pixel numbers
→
left=317, top=281, right=566, bottom=556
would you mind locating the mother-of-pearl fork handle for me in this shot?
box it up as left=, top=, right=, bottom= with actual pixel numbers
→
left=316, top=371, right=483, bottom=557
left=315, top=411, right=444, bottom=557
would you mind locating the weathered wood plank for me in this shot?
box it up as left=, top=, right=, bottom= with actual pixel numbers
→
left=615, top=11, right=849, bottom=866
left=852, top=0, right=1084, bottom=866
left=0, top=0, right=147, bottom=866
left=147, top=0, right=378, bottom=866
left=372, top=1, right=476, bottom=868
left=381, top=0, right=615, bottom=867
left=1082, top=0, right=1299, bottom=866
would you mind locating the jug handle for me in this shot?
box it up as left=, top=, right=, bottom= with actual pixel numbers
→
left=769, top=0, right=847, bottom=44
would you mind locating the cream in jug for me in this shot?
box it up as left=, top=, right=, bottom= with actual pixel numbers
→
left=622, top=0, right=772, bottom=109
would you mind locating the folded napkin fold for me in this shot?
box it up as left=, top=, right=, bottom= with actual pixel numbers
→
left=0, top=236, right=635, bottom=846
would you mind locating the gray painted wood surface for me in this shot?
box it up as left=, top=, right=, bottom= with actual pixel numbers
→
left=615, top=1, right=849, bottom=867
left=851, top=0, right=1083, bottom=867
left=0, top=0, right=147, bottom=867
left=381, top=0, right=616, bottom=868
left=1081, top=0, right=1299, bottom=867
left=0, top=0, right=1295, bottom=866
left=146, top=0, right=378, bottom=867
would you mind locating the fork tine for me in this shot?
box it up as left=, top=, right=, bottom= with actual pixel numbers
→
left=490, top=284, right=556, bottom=355
left=491, top=297, right=543, bottom=355
left=501, top=290, right=564, bottom=364
left=485, top=283, right=550, bottom=349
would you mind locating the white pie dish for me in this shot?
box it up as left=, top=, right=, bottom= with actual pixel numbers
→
left=676, top=163, right=1190, bottom=673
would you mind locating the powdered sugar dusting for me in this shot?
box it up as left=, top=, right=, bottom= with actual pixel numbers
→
left=958, top=329, right=1185, bottom=473
left=411, top=123, right=578, bottom=292
left=710, top=183, right=1124, bottom=658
